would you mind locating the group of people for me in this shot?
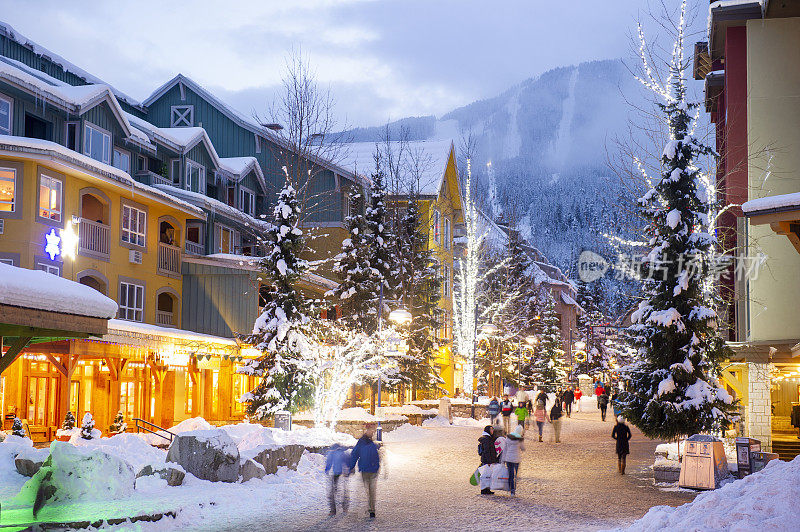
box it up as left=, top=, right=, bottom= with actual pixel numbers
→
left=325, top=421, right=382, bottom=519
left=594, top=381, right=622, bottom=422
left=477, top=424, right=525, bottom=495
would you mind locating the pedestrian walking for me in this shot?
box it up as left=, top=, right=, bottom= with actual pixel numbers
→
left=325, top=443, right=350, bottom=516
left=574, top=387, right=583, bottom=412
left=500, top=394, right=514, bottom=434
left=488, top=396, right=501, bottom=426
left=555, top=387, right=563, bottom=408
left=536, top=388, right=548, bottom=407
left=595, top=382, right=605, bottom=408
left=550, top=399, right=563, bottom=443
left=349, top=422, right=381, bottom=518
left=478, top=425, right=499, bottom=495
left=533, top=400, right=547, bottom=442
left=504, top=426, right=525, bottom=496
left=598, top=391, right=609, bottom=421
left=611, top=390, right=622, bottom=418
left=514, top=402, right=528, bottom=432
left=612, top=416, right=633, bottom=474
left=524, top=399, right=533, bottom=429
left=562, top=386, right=575, bottom=417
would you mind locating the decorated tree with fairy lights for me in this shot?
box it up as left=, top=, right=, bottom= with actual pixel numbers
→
left=529, top=291, right=567, bottom=391
left=618, top=0, right=736, bottom=440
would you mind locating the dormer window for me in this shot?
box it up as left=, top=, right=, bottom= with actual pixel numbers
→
left=185, top=160, right=205, bottom=193
left=239, top=187, right=255, bottom=216
left=83, top=123, right=111, bottom=164
left=171, top=105, right=194, bottom=127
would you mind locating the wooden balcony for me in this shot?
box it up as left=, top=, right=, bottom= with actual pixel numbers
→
left=155, top=310, right=174, bottom=327
left=78, top=218, right=110, bottom=260
left=135, top=170, right=173, bottom=187
left=185, top=240, right=205, bottom=256
left=157, top=242, right=181, bottom=278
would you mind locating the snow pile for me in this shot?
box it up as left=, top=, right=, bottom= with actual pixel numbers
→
left=69, top=433, right=167, bottom=473
left=0, top=262, right=117, bottom=318
left=615, top=457, right=800, bottom=531
left=14, top=441, right=135, bottom=506
left=294, top=407, right=406, bottom=422
left=383, top=405, right=437, bottom=415
left=422, top=416, right=452, bottom=427
left=232, top=423, right=356, bottom=456
left=0, top=435, right=33, bottom=498
left=452, top=416, right=491, bottom=428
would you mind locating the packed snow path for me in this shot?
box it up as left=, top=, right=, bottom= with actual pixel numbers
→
left=224, top=412, right=696, bottom=531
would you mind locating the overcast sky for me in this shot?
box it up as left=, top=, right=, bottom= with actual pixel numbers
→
left=2, top=0, right=675, bottom=127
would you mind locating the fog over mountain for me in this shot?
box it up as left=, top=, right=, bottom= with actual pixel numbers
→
left=344, top=59, right=644, bottom=315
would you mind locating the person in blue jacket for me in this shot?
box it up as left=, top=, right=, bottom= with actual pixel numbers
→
left=487, top=396, right=501, bottom=425
left=349, top=422, right=381, bottom=519
left=325, top=443, right=350, bottom=516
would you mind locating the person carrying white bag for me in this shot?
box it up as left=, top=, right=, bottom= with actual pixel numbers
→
left=477, top=425, right=500, bottom=495
left=502, top=425, right=525, bottom=495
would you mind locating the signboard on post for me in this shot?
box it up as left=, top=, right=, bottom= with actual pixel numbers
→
left=274, top=410, right=292, bottom=431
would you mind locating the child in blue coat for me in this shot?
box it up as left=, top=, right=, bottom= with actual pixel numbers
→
left=325, top=443, right=350, bottom=516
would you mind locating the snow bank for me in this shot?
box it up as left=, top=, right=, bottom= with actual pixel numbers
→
left=70, top=433, right=166, bottom=473
left=613, top=456, right=800, bottom=531
left=422, top=416, right=452, bottom=427
left=294, top=407, right=406, bottom=422
left=383, top=405, right=437, bottom=415
left=0, top=436, right=33, bottom=499
left=233, top=423, right=356, bottom=458
left=452, top=416, right=491, bottom=428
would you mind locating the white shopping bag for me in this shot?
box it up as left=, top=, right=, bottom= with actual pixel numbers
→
left=490, top=463, right=510, bottom=491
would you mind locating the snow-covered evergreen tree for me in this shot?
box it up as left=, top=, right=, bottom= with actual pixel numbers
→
left=239, top=182, right=315, bottom=416
left=80, top=412, right=97, bottom=440
left=331, top=192, right=381, bottom=333
left=109, top=411, right=127, bottom=434
left=574, top=281, right=610, bottom=376
left=619, top=2, right=736, bottom=440
left=530, top=292, right=567, bottom=391
left=365, top=169, right=394, bottom=319
left=11, top=417, right=25, bottom=438
left=62, top=411, right=76, bottom=431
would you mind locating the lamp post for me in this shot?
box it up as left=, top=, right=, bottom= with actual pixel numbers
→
left=523, top=335, right=538, bottom=387
left=375, top=283, right=411, bottom=442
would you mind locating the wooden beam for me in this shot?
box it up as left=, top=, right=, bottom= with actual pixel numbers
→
left=104, top=356, right=119, bottom=381
left=0, top=304, right=108, bottom=336
left=0, top=336, right=32, bottom=374
left=722, top=369, right=744, bottom=398
left=44, top=353, right=68, bottom=376
left=67, top=355, right=82, bottom=379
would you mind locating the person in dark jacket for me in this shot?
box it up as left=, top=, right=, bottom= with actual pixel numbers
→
left=478, top=425, right=498, bottom=494
left=350, top=422, right=381, bottom=518
left=487, top=397, right=501, bottom=426
left=500, top=395, right=514, bottom=434
left=549, top=400, right=563, bottom=443
left=598, top=392, right=609, bottom=421
left=612, top=416, right=632, bottom=474
left=536, top=389, right=548, bottom=406
left=325, top=443, right=350, bottom=515
left=562, top=386, right=575, bottom=417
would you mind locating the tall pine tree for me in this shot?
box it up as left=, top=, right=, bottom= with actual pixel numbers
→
left=365, top=169, right=394, bottom=322
left=530, top=291, right=567, bottom=391
left=240, top=182, right=314, bottom=416
left=619, top=4, right=736, bottom=440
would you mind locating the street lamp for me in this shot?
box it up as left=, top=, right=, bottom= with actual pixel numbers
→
left=574, top=340, right=586, bottom=350
left=375, top=293, right=412, bottom=442
left=388, top=308, right=412, bottom=325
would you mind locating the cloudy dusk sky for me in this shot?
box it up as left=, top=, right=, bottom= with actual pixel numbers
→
left=2, top=1, right=674, bottom=127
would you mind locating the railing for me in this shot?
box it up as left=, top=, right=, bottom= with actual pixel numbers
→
left=157, top=242, right=181, bottom=276
left=78, top=218, right=110, bottom=258
left=133, top=417, right=176, bottom=444
left=185, top=240, right=205, bottom=255
left=155, top=310, right=174, bottom=327
left=135, top=170, right=173, bottom=187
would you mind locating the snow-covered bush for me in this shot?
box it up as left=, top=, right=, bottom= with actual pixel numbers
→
left=80, top=412, right=100, bottom=440
left=11, top=417, right=26, bottom=438
left=109, top=411, right=127, bottom=434
left=62, top=411, right=76, bottom=431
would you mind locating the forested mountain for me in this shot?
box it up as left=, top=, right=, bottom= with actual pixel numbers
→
left=343, top=59, right=646, bottom=317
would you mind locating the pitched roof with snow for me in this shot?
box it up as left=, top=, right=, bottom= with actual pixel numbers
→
left=0, top=20, right=143, bottom=110
left=153, top=184, right=271, bottom=232
left=219, top=156, right=267, bottom=193
left=336, top=139, right=455, bottom=197
left=742, top=192, right=800, bottom=215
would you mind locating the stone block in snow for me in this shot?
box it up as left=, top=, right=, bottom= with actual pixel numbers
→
left=166, top=429, right=240, bottom=483
left=239, top=458, right=266, bottom=481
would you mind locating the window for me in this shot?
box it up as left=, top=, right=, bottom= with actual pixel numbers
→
left=185, top=160, right=205, bottom=193
left=0, top=258, right=14, bottom=265
left=83, top=123, right=111, bottom=164
left=216, top=225, right=237, bottom=253
left=0, top=94, right=11, bottom=134
left=169, top=159, right=181, bottom=184
left=433, top=209, right=441, bottom=243
left=37, top=262, right=60, bottom=276
left=170, top=105, right=194, bottom=127
left=65, top=122, right=79, bottom=151
left=122, top=204, right=146, bottom=247
left=343, top=193, right=351, bottom=221
left=137, top=155, right=147, bottom=173
left=239, top=188, right=255, bottom=216
left=0, top=167, right=15, bottom=212
left=443, top=218, right=451, bottom=250
left=112, top=148, right=131, bottom=174
left=119, top=281, right=144, bottom=322
left=39, top=174, right=62, bottom=222
left=442, top=264, right=450, bottom=298
left=185, top=371, right=194, bottom=414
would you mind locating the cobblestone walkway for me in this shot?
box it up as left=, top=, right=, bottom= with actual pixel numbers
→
left=251, top=411, right=697, bottom=531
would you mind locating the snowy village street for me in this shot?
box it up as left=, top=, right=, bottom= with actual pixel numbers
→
left=191, top=412, right=696, bottom=532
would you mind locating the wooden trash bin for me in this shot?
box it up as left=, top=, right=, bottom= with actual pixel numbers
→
left=679, top=435, right=729, bottom=490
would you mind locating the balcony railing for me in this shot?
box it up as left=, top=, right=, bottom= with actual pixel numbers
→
left=155, top=310, right=174, bottom=327
left=78, top=218, right=110, bottom=259
left=185, top=240, right=205, bottom=256
left=157, top=242, right=181, bottom=277
left=135, top=170, right=173, bottom=187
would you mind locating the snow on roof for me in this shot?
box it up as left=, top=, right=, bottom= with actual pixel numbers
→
left=153, top=184, right=271, bottom=231
left=0, top=262, right=117, bottom=319
left=203, top=253, right=338, bottom=290
left=106, top=319, right=238, bottom=346
left=219, top=156, right=267, bottom=193
left=0, top=135, right=204, bottom=217
left=742, top=192, right=800, bottom=215
left=0, top=20, right=142, bottom=108
left=336, top=139, right=455, bottom=197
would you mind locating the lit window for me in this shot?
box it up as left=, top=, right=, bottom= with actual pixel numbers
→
left=0, top=94, right=12, bottom=135
left=119, top=281, right=144, bottom=322
left=122, top=204, right=146, bottom=247
left=185, top=160, right=205, bottom=193
left=216, top=225, right=236, bottom=253
left=0, top=167, right=15, bottom=212
left=83, top=123, right=111, bottom=164
left=239, top=188, right=255, bottom=216
left=39, top=174, right=62, bottom=222
left=433, top=209, right=441, bottom=243
left=170, top=105, right=194, bottom=127
left=112, top=148, right=131, bottom=174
